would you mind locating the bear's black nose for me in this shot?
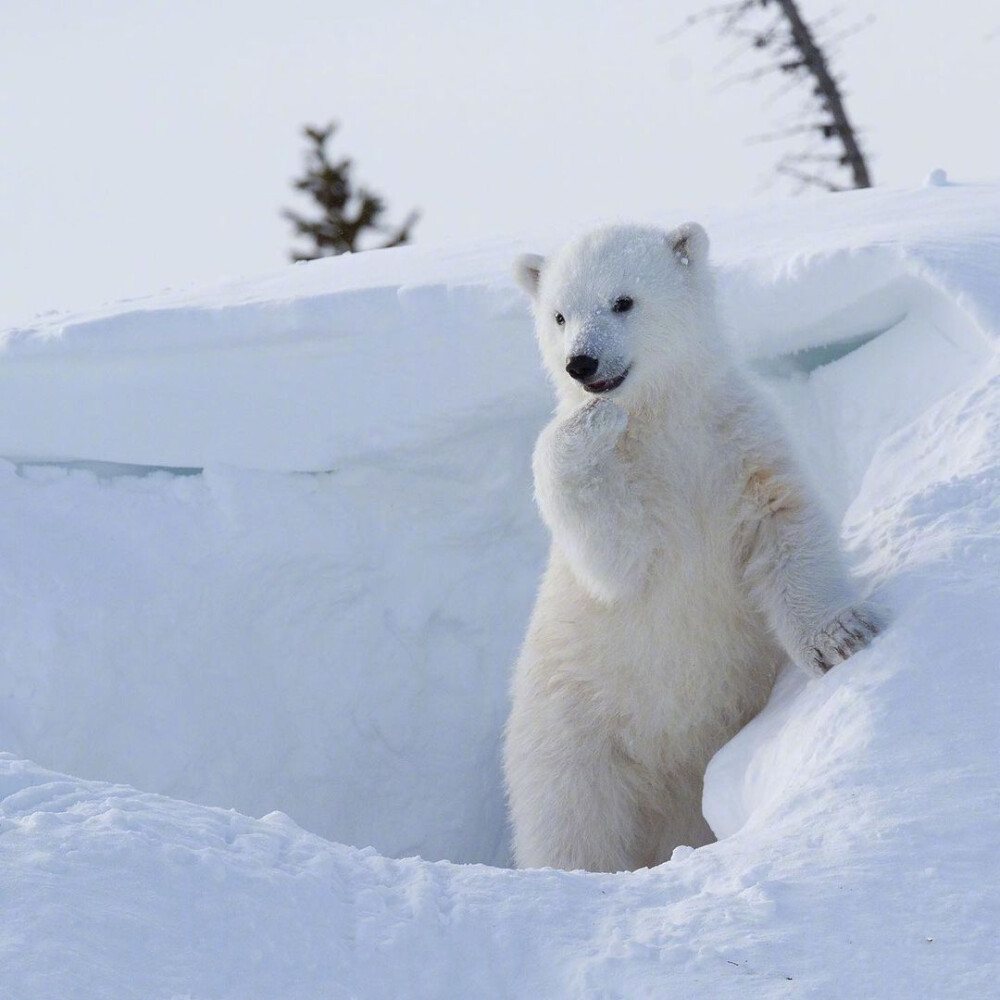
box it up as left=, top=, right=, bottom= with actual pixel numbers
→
left=566, top=355, right=600, bottom=381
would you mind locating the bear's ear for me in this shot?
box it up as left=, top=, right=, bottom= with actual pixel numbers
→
left=668, top=222, right=709, bottom=268
left=513, top=253, right=545, bottom=298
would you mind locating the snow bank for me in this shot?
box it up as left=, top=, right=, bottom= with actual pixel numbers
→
left=0, top=241, right=543, bottom=472
left=1, top=183, right=997, bottom=997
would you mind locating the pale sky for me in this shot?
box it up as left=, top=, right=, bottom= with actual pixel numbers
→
left=1, top=0, right=997, bottom=329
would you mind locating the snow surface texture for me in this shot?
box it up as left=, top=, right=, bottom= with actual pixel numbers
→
left=1, top=184, right=997, bottom=997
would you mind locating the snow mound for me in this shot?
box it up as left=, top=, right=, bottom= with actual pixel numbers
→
left=1, top=184, right=997, bottom=996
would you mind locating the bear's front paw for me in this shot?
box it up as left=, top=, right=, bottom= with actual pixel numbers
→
left=801, top=603, right=886, bottom=676
left=537, top=399, right=628, bottom=482
left=563, top=398, right=628, bottom=448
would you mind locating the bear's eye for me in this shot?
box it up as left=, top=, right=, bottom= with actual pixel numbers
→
left=554, top=312, right=565, bottom=326
left=612, top=296, right=634, bottom=314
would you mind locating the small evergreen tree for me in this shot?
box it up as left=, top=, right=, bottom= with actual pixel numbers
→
left=283, top=123, right=418, bottom=261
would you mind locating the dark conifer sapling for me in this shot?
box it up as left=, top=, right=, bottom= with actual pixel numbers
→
left=283, top=123, right=419, bottom=261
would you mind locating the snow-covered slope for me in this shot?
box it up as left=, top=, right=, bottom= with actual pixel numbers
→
left=1, top=182, right=997, bottom=997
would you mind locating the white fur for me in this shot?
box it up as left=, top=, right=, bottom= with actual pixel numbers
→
left=504, top=224, right=884, bottom=872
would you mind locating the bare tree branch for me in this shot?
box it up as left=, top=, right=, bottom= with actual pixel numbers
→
left=820, top=14, right=876, bottom=53
left=746, top=123, right=831, bottom=144
left=771, top=0, right=871, bottom=188
left=677, top=0, right=873, bottom=192
left=777, top=162, right=844, bottom=191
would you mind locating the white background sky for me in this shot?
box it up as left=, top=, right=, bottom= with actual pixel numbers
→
left=1, top=0, right=997, bottom=329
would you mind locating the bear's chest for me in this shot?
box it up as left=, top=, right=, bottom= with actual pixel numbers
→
left=618, top=424, right=741, bottom=564
left=594, top=571, right=776, bottom=778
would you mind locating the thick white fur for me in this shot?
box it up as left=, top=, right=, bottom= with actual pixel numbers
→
left=504, top=224, right=884, bottom=872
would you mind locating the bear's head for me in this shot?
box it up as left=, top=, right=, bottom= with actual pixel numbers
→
left=514, top=223, right=717, bottom=411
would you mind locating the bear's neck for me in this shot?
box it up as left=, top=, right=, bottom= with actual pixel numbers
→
left=628, top=355, right=736, bottom=429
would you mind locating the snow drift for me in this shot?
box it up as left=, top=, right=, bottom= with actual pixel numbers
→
left=1, top=182, right=997, bottom=997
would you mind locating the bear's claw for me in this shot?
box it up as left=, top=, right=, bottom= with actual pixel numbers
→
left=804, top=604, right=886, bottom=674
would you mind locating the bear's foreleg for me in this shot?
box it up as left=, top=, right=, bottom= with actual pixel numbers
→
left=532, top=399, right=649, bottom=603
left=742, top=464, right=885, bottom=676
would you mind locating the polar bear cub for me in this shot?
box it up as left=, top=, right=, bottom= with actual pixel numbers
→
left=504, top=222, right=883, bottom=872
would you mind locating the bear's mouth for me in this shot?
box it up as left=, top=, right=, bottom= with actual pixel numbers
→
left=583, top=368, right=630, bottom=394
